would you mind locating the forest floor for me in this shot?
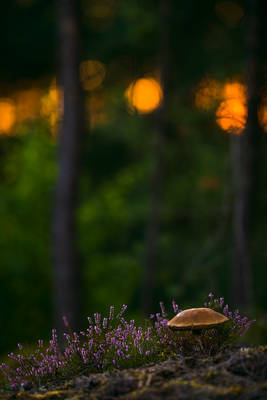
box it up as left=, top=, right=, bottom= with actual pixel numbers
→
left=0, top=345, right=266, bottom=399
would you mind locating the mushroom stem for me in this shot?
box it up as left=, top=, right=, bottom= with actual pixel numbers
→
left=192, top=329, right=204, bottom=352
left=167, top=308, right=229, bottom=355
left=192, top=329, right=202, bottom=336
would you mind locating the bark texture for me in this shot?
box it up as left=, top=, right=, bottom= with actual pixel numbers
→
left=142, top=0, right=171, bottom=315
left=52, top=0, right=82, bottom=335
left=231, top=0, right=262, bottom=310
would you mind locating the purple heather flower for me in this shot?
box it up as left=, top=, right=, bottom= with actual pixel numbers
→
left=94, top=313, right=101, bottom=326
left=156, top=313, right=161, bottom=321
left=223, top=304, right=229, bottom=315
left=62, top=316, right=69, bottom=328
left=88, top=339, right=93, bottom=351
left=109, top=306, right=114, bottom=321
left=159, top=302, right=167, bottom=317
left=103, top=318, right=108, bottom=329
left=2, top=297, right=255, bottom=389
left=172, top=300, right=179, bottom=314
left=116, top=304, right=127, bottom=319
left=208, top=292, right=214, bottom=298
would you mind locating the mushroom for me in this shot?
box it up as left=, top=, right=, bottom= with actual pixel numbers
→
left=167, top=307, right=229, bottom=330
left=167, top=307, right=229, bottom=352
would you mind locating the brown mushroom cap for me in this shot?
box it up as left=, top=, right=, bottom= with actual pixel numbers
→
left=167, top=307, right=229, bottom=330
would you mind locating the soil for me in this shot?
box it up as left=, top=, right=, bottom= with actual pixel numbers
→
left=0, top=345, right=266, bottom=399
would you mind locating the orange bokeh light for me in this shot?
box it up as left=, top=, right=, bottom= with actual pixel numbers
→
left=83, top=0, right=115, bottom=32
left=0, top=99, right=16, bottom=134
left=15, top=89, right=41, bottom=122
left=258, top=99, right=267, bottom=133
left=216, top=82, right=247, bottom=134
left=125, top=78, right=163, bottom=114
left=80, top=60, right=106, bottom=91
left=86, top=92, right=107, bottom=128
left=215, top=1, right=244, bottom=28
left=41, top=79, right=63, bottom=131
left=199, top=175, right=220, bottom=190
left=196, top=77, right=267, bottom=134
left=194, top=78, right=222, bottom=110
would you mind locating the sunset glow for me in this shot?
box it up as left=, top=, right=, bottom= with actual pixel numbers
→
left=258, top=99, right=267, bottom=133
left=196, top=78, right=267, bottom=134
left=86, top=92, right=107, bottom=128
left=15, top=89, right=41, bottom=122
left=216, top=82, right=247, bottom=134
left=41, top=79, right=63, bottom=131
left=84, top=0, right=115, bottom=32
left=0, top=99, right=16, bottom=134
left=125, top=78, right=163, bottom=114
left=195, top=78, right=222, bottom=110
left=215, top=1, right=244, bottom=28
left=80, top=60, right=106, bottom=91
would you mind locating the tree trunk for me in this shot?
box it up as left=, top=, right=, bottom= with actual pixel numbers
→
left=231, top=0, right=261, bottom=311
left=142, top=0, right=171, bottom=315
left=52, top=0, right=82, bottom=336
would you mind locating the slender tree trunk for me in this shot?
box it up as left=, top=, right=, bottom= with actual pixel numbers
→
left=53, top=0, right=82, bottom=336
left=231, top=0, right=261, bottom=311
left=142, top=0, right=171, bottom=315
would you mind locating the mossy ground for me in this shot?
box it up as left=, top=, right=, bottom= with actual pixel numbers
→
left=1, top=345, right=266, bottom=399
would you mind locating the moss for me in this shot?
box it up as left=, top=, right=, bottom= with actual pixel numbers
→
left=0, top=346, right=266, bottom=399
left=204, top=369, right=218, bottom=381
left=161, top=377, right=243, bottom=395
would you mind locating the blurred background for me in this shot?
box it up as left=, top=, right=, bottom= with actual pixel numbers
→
left=0, top=0, right=266, bottom=357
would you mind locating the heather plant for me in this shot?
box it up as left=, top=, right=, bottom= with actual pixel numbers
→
left=187, top=293, right=256, bottom=355
left=204, top=293, right=255, bottom=341
left=0, top=295, right=255, bottom=390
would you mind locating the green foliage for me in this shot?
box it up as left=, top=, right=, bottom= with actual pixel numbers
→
left=0, top=297, right=255, bottom=390
left=0, top=0, right=267, bottom=358
left=0, top=123, right=55, bottom=352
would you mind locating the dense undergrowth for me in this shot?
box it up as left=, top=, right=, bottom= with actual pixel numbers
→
left=0, top=294, right=255, bottom=390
